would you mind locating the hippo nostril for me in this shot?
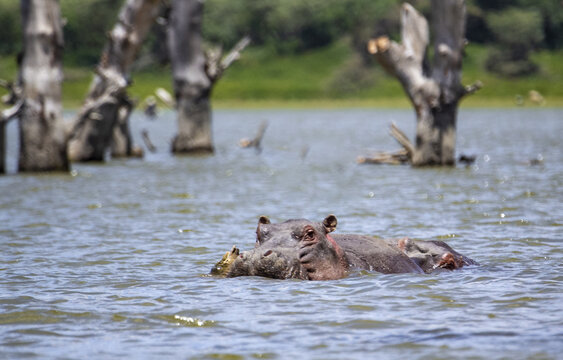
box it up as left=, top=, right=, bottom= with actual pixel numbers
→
left=263, top=250, right=273, bottom=257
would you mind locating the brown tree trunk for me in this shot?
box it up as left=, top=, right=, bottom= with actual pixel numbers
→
left=168, top=0, right=249, bottom=154
left=368, top=1, right=481, bottom=166
left=18, top=0, right=68, bottom=172
left=68, top=0, right=161, bottom=162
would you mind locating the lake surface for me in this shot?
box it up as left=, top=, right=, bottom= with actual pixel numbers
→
left=1, top=108, right=562, bottom=359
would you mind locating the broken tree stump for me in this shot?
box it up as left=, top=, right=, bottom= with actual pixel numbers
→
left=68, top=0, right=161, bottom=162
left=239, top=120, right=268, bottom=153
left=368, top=1, right=482, bottom=166
left=168, top=0, right=250, bottom=154
left=18, top=0, right=69, bottom=172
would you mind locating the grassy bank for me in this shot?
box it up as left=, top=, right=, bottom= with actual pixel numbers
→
left=1, top=40, right=562, bottom=109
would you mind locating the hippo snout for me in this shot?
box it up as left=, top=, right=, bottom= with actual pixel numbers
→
left=226, top=247, right=307, bottom=280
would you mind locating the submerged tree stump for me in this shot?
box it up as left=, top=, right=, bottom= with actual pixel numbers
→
left=168, top=0, right=249, bottom=154
left=68, top=0, right=161, bottom=162
left=239, top=120, right=268, bottom=153
left=18, top=0, right=69, bottom=172
left=367, top=1, right=481, bottom=166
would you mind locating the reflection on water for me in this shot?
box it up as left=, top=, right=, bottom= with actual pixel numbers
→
left=1, top=108, right=562, bottom=359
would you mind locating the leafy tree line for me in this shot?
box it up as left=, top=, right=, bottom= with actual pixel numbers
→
left=0, top=0, right=561, bottom=76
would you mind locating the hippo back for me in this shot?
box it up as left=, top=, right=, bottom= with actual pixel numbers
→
left=331, top=234, right=424, bottom=274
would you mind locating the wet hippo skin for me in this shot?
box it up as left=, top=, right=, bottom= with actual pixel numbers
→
left=211, top=215, right=477, bottom=280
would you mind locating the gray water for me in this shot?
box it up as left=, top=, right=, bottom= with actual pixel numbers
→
left=1, top=108, right=562, bottom=359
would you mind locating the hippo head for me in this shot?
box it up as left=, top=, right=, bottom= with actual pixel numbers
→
left=219, top=215, right=350, bottom=280
left=397, top=238, right=477, bottom=273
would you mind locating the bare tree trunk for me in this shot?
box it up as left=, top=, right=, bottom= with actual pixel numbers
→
left=168, top=0, right=249, bottom=154
left=110, top=98, right=143, bottom=158
left=168, top=0, right=211, bottom=154
left=18, top=0, right=68, bottom=172
left=368, top=1, right=481, bottom=166
left=68, top=0, right=161, bottom=162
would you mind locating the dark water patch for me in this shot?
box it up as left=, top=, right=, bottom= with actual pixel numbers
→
left=195, top=354, right=245, bottom=360
left=0, top=311, right=60, bottom=325
left=171, top=192, right=193, bottom=199
left=14, top=328, right=63, bottom=337
left=1, top=339, right=38, bottom=347
left=180, top=246, right=213, bottom=254
left=347, top=304, right=375, bottom=311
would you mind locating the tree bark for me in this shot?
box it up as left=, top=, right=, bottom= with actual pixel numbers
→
left=168, top=0, right=249, bottom=154
left=168, top=0, right=211, bottom=154
left=110, top=98, right=142, bottom=158
left=368, top=1, right=481, bottom=166
left=18, top=0, right=69, bottom=172
left=68, top=0, right=161, bottom=162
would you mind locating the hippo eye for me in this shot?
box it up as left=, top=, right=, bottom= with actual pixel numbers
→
left=304, top=228, right=315, bottom=241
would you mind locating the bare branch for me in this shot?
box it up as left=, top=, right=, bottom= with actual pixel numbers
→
left=389, top=122, right=414, bottom=158
left=400, top=3, right=429, bottom=65
left=462, top=80, right=483, bottom=97
left=368, top=4, right=438, bottom=110
left=220, top=35, right=251, bottom=71
left=141, top=129, right=157, bottom=152
left=0, top=79, right=22, bottom=105
left=205, top=36, right=250, bottom=84
left=357, top=149, right=410, bottom=165
left=357, top=123, right=414, bottom=166
left=155, top=87, right=175, bottom=108
left=205, top=46, right=223, bottom=80
left=0, top=99, right=23, bottom=123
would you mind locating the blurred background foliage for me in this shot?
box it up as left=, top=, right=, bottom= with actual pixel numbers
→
left=0, top=0, right=561, bottom=106
left=1, top=0, right=561, bottom=69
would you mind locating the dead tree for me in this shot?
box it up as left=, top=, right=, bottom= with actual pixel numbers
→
left=68, top=0, right=161, bottom=162
left=16, top=0, right=69, bottom=172
left=367, top=1, right=481, bottom=166
left=168, top=0, right=250, bottom=154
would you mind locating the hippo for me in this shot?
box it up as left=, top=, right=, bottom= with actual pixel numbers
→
left=211, top=215, right=476, bottom=280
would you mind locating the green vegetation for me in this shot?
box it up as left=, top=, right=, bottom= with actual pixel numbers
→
left=213, top=41, right=563, bottom=108
left=1, top=40, right=561, bottom=109
left=0, top=0, right=562, bottom=108
left=485, top=7, right=544, bottom=76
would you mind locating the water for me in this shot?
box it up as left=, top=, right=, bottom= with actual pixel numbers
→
left=1, top=108, right=562, bottom=359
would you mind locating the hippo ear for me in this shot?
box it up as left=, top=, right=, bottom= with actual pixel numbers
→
left=322, top=214, right=337, bottom=233
left=258, top=215, right=271, bottom=225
